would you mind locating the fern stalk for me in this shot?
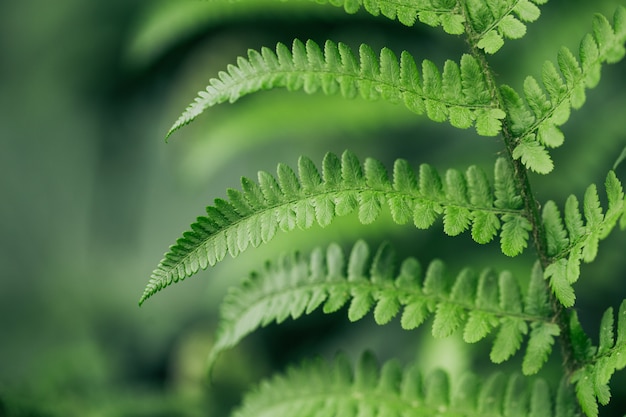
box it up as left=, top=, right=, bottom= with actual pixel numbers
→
left=460, top=9, right=587, bottom=416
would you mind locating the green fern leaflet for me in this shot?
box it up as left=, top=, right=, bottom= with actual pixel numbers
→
left=140, top=152, right=534, bottom=305
left=166, top=40, right=507, bottom=138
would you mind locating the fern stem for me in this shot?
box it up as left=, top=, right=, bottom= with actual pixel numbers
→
left=493, top=59, right=581, bottom=405
left=459, top=2, right=581, bottom=394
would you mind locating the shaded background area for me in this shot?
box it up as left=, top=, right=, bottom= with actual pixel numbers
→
left=0, top=0, right=625, bottom=415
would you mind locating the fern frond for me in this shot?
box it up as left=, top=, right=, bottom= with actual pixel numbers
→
left=167, top=39, right=507, bottom=138
left=569, top=300, right=626, bottom=417
left=503, top=6, right=626, bottom=174
left=464, top=0, right=547, bottom=54
left=232, top=351, right=574, bottom=417
left=542, top=171, right=625, bottom=307
left=209, top=240, right=556, bottom=374
left=140, top=151, right=528, bottom=305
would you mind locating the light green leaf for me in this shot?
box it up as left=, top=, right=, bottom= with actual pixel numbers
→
left=572, top=367, right=599, bottom=417
left=432, top=303, right=466, bottom=338
left=348, top=286, right=374, bottom=321
left=491, top=318, right=527, bottom=363
left=358, top=192, right=384, bottom=224
left=498, top=15, right=527, bottom=39
left=544, top=259, right=576, bottom=307
left=475, top=108, right=507, bottom=136
left=598, top=307, right=615, bottom=355
left=542, top=200, right=569, bottom=257
left=374, top=292, right=401, bottom=325
left=471, top=211, right=500, bottom=244
left=478, top=29, right=505, bottom=54
left=513, top=137, right=554, bottom=174
left=440, top=13, right=465, bottom=35
left=500, top=214, right=532, bottom=256
left=522, top=322, right=560, bottom=375
left=537, top=123, right=564, bottom=148
left=514, top=0, right=541, bottom=22
left=464, top=310, right=499, bottom=343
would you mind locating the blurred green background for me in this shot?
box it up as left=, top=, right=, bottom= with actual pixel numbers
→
left=1, top=1, right=625, bottom=415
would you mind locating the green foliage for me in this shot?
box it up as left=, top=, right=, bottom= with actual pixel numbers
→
left=208, top=240, right=557, bottom=374
left=569, top=301, right=626, bottom=417
left=503, top=8, right=626, bottom=174
left=140, top=152, right=537, bottom=305
left=542, top=171, right=625, bottom=307
left=140, top=1, right=626, bottom=416
left=167, top=39, right=507, bottom=138
left=232, top=351, right=572, bottom=417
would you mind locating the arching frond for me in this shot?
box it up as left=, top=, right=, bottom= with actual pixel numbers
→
left=502, top=6, right=626, bottom=174
left=140, top=152, right=528, bottom=305
left=569, top=300, right=626, bottom=417
left=166, top=39, right=506, bottom=138
left=464, top=0, right=547, bottom=54
left=210, top=240, right=557, bottom=375
left=541, top=171, right=625, bottom=307
left=232, top=351, right=575, bottom=417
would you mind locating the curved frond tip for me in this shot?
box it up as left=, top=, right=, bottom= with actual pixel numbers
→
left=139, top=151, right=529, bottom=305
left=502, top=6, right=626, bottom=174
left=541, top=170, right=625, bottom=307
left=233, top=351, right=576, bottom=417
left=209, top=240, right=557, bottom=375
left=569, top=300, right=626, bottom=417
left=464, top=0, right=547, bottom=54
left=166, top=39, right=507, bottom=138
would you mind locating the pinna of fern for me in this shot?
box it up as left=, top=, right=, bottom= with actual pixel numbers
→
left=164, top=5, right=626, bottom=176
left=209, top=239, right=561, bottom=376
left=541, top=170, right=626, bottom=308
left=165, top=38, right=508, bottom=138
left=501, top=6, right=626, bottom=174
left=567, top=300, right=626, bottom=417
left=139, top=151, right=538, bottom=305
left=232, top=350, right=578, bottom=417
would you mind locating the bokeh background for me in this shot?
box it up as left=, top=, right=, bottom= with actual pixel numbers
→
left=1, top=0, right=625, bottom=415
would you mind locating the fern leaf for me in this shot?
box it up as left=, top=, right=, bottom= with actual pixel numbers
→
left=522, top=321, right=559, bottom=375
left=467, top=165, right=501, bottom=243
left=465, top=0, right=547, bottom=54
left=233, top=351, right=570, bottom=417
left=541, top=171, right=625, bottom=307
left=494, top=157, right=523, bottom=210
left=542, top=201, right=569, bottom=257
left=544, top=259, right=575, bottom=307
left=208, top=240, right=556, bottom=374
left=569, top=300, right=626, bottom=417
left=500, top=213, right=533, bottom=257
left=504, top=6, right=626, bottom=174
left=512, top=135, right=554, bottom=174
left=140, top=152, right=528, bottom=305
left=167, top=39, right=506, bottom=137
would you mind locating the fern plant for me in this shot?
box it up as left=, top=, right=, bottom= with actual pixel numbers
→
left=139, top=1, right=626, bottom=416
